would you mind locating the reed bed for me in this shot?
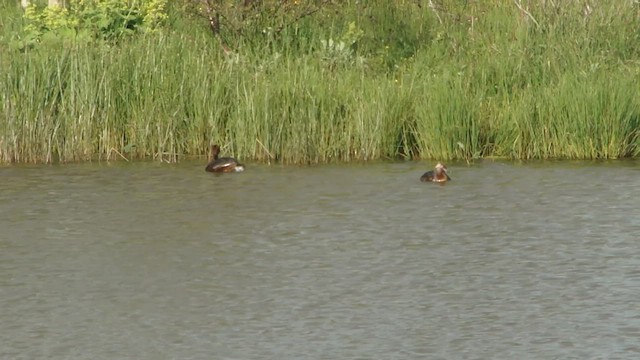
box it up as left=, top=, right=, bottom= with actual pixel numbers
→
left=1, top=1, right=639, bottom=164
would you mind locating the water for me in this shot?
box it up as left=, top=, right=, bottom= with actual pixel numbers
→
left=1, top=160, right=639, bottom=359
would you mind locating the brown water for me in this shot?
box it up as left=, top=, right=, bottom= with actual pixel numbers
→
left=1, top=160, right=639, bottom=359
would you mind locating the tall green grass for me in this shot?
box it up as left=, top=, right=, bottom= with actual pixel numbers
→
left=1, top=1, right=639, bottom=164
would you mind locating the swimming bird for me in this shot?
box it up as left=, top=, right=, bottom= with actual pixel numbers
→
left=420, top=162, right=450, bottom=183
left=205, top=145, right=245, bottom=173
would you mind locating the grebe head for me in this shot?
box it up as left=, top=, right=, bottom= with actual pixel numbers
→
left=435, top=162, right=448, bottom=174
left=234, top=164, right=245, bottom=172
left=210, top=145, right=221, bottom=159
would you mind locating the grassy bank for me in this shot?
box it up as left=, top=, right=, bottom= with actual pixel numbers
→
left=1, top=1, right=639, bottom=164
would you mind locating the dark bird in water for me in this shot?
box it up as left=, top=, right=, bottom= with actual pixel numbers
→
left=420, top=162, right=451, bottom=183
left=205, top=145, right=245, bottom=173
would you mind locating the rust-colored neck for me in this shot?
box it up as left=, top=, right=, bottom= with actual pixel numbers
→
left=210, top=145, right=220, bottom=160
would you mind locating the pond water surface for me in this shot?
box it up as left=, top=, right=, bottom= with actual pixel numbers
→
left=1, top=160, right=639, bottom=359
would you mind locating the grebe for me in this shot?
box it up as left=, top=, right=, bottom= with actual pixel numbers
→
left=205, top=145, right=245, bottom=173
left=420, top=162, right=450, bottom=183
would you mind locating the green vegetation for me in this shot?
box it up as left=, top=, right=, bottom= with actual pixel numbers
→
left=1, top=0, right=639, bottom=164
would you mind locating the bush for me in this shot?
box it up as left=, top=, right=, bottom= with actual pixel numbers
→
left=20, top=0, right=168, bottom=47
